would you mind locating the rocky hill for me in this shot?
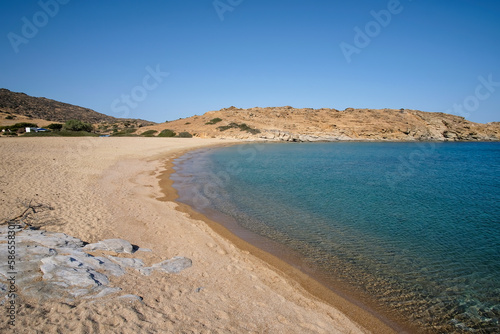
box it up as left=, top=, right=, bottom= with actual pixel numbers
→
left=138, top=106, right=500, bottom=142
left=0, top=88, right=153, bottom=126
left=1, top=88, right=498, bottom=141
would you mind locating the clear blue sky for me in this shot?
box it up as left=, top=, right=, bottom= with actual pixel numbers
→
left=1, top=0, right=499, bottom=123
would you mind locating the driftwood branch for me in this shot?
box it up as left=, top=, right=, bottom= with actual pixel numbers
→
left=1, top=200, right=54, bottom=227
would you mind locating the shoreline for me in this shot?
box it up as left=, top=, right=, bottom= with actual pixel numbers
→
left=1, top=137, right=374, bottom=333
left=159, top=142, right=414, bottom=334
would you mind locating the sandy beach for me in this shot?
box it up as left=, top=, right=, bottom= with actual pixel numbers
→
left=0, top=137, right=396, bottom=333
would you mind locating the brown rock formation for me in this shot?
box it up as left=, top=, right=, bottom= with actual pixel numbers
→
left=140, top=106, right=500, bottom=141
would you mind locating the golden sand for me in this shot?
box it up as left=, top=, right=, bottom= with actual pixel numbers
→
left=0, top=137, right=398, bottom=333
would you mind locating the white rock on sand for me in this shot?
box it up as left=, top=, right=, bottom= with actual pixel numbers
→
left=0, top=225, right=191, bottom=301
left=83, top=238, right=135, bottom=254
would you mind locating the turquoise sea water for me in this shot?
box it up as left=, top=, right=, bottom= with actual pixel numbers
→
left=172, top=142, right=500, bottom=333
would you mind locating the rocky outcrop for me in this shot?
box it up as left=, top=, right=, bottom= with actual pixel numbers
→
left=0, top=225, right=192, bottom=303
left=2, top=88, right=497, bottom=141
left=257, top=130, right=354, bottom=142
left=141, top=107, right=500, bottom=142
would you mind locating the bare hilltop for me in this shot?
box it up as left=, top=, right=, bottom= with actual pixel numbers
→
left=140, top=106, right=500, bottom=142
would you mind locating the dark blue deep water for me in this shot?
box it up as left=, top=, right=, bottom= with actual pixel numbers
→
left=172, top=142, right=500, bottom=333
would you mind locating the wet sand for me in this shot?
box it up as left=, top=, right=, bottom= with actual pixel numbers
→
left=159, top=144, right=415, bottom=334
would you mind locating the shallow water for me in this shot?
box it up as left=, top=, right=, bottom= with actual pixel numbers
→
left=172, top=142, right=500, bottom=333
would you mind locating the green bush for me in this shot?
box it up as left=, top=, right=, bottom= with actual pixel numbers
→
left=5, top=115, right=15, bottom=119
left=47, top=123, right=63, bottom=131
left=63, top=120, right=93, bottom=132
left=177, top=131, right=193, bottom=138
left=217, top=122, right=239, bottom=131
left=216, top=122, right=260, bottom=134
left=2, top=131, right=17, bottom=136
left=238, top=123, right=261, bottom=134
left=111, top=128, right=137, bottom=136
left=0, top=122, right=38, bottom=132
left=158, top=129, right=176, bottom=137
left=23, top=131, right=99, bottom=137
left=238, top=123, right=251, bottom=131
left=205, top=117, right=222, bottom=125
left=141, top=130, right=158, bottom=137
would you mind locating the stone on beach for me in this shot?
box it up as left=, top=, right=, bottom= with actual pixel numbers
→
left=15, top=229, right=84, bottom=249
left=83, top=238, right=134, bottom=254
left=108, top=256, right=145, bottom=269
left=0, top=228, right=192, bottom=302
left=84, top=287, right=123, bottom=299
left=139, top=256, right=193, bottom=276
left=40, top=257, right=110, bottom=287
left=152, top=256, right=193, bottom=273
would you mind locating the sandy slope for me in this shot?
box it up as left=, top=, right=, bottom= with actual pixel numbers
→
left=0, top=137, right=380, bottom=333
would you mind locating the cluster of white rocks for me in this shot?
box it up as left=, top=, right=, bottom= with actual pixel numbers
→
left=258, top=130, right=353, bottom=142
left=0, top=225, right=192, bottom=303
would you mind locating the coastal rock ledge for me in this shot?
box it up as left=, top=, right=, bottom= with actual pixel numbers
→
left=0, top=225, right=192, bottom=303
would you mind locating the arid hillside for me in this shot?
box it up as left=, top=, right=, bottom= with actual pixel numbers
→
left=0, top=88, right=154, bottom=126
left=1, top=89, right=498, bottom=141
left=138, top=106, right=500, bottom=141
